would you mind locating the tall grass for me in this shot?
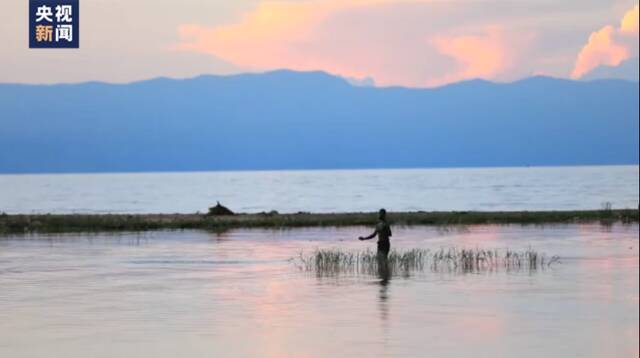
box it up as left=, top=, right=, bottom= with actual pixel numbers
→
left=294, top=247, right=559, bottom=276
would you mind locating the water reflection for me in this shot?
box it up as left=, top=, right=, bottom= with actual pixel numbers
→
left=0, top=224, right=637, bottom=358
left=377, top=257, right=391, bottom=323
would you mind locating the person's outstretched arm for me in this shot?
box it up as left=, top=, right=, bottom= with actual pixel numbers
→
left=359, top=229, right=377, bottom=241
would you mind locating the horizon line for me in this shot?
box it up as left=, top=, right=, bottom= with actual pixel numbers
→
left=1, top=163, right=638, bottom=177
left=1, top=69, right=638, bottom=90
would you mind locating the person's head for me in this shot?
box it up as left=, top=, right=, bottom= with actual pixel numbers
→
left=379, top=208, right=387, bottom=220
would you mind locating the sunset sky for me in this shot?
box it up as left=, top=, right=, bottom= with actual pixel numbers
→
left=2, top=0, right=638, bottom=87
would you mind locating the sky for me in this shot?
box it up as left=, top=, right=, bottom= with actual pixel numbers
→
left=1, top=0, right=638, bottom=87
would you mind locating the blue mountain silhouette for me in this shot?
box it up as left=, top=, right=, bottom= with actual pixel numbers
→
left=0, top=70, right=638, bottom=173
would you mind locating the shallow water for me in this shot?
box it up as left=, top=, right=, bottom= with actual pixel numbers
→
left=0, top=224, right=638, bottom=357
left=0, top=165, right=638, bottom=213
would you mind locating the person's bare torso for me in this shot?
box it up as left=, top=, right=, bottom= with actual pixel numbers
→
left=376, top=220, right=391, bottom=244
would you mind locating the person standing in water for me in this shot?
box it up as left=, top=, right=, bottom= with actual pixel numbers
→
left=359, top=208, right=392, bottom=257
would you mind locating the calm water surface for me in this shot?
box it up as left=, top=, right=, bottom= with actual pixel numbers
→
left=0, top=165, right=638, bottom=213
left=0, top=224, right=637, bottom=357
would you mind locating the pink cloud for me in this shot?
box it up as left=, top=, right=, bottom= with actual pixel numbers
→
left=572, top=4, right=639, bottom=79
left=175, top=1, right=529, bottom=87
left=429, top=27, right=511, bottom=86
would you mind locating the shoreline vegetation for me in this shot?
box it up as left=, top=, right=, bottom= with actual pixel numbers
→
left=0, top=209, right=637, bottom=234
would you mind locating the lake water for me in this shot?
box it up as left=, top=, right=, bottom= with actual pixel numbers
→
left=0, top=224, right=638, bottom=357
left=0, top=165, right=638, bottom=214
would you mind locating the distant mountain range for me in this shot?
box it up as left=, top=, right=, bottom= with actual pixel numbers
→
left=0, top=71, right=638, bottom=173
left=582, top=58, right=640, bottom=82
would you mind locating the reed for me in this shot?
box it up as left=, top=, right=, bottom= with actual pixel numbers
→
left=294, top=247, right=559, bottom=276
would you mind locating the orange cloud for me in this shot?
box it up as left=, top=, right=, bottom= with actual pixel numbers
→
left=178, top=2, right=318, bottom=70
left=621, top=4, right=639, bottom=34
left=571, top=4, right=639, bottom=79
left=177, top=0, right=407, bottom=86
left=177, top=0, right=383, bottom=72
left=430, top=27, right=510, bottom=86
left=175, top=1, right=525, bottom=87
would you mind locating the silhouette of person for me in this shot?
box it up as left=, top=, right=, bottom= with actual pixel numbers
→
left=359, top=208, right=392, bottom=258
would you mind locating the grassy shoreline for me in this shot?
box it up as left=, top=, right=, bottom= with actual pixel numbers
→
left=0, top=209, right=637, bottom=234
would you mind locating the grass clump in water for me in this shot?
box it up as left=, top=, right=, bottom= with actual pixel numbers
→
left=295, top=247, right=559, bottom=276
